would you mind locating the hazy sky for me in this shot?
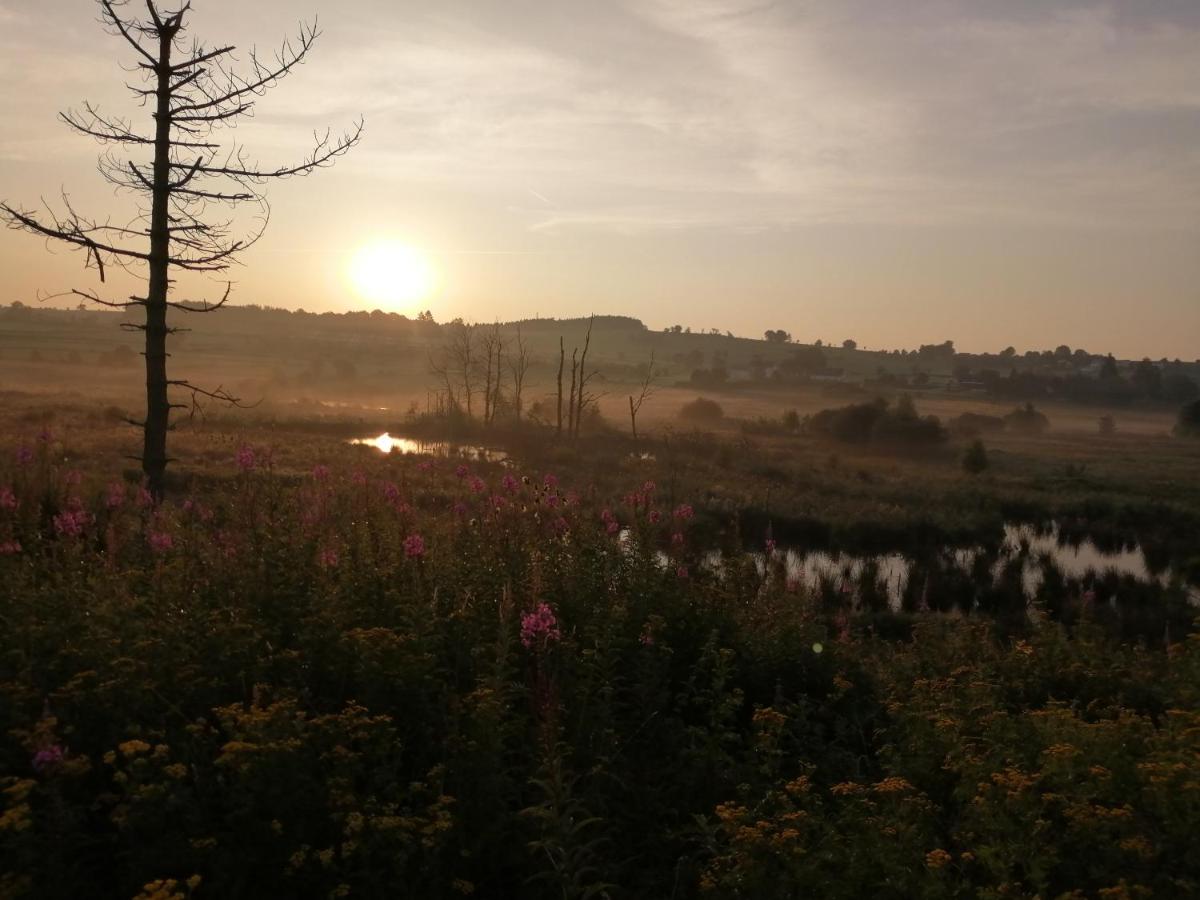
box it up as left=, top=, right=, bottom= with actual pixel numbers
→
left=2, top=0, right=1198, bottom=357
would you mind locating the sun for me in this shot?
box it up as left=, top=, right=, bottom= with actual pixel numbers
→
left=349, top=240, right=436, bottom=309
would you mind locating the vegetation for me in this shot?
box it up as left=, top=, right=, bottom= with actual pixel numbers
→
left=807, top=397, right=947, bottom=446
left=962, top=439, right=989, bottom=475
left=680, top=397, right=725, bottom=424
left=1, top=432, right=1198, bottom=898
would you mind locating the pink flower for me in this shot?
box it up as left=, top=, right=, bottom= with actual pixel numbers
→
left=452, top=501, right=468, bottom=517
left=382, top=482, right=402, bottom=504
left=105, top=482, right=126, bottom=510
left=32, top=745, right=65, bottom=773
left=136, top=487, right=154, bottom=509
left=1082, top=589, right=1097, bottom=604
left=404, top=533, right=426, bottom=559
left=643, top=481, right=656, bottom=493
left=312, top=464, right=331, bottom=481
left=418, top=461, right=435, bottom=472
left=520, top=602, right=562, bottom=649
left=469, top=476, right=487, bottom=494
left=0, top=486, right=17, bottom=511
left=765, top=539, right=777, bottom=555
left=318, top=546, right=340, bottom=568
left=351, top=469, right=368, bottom=487
left=15, top=446, right=33, bottom=466
left=648, top=510, right=662, bottom=524
left=786, top=577, right=801, bottom=593
left=606, top=520, right=620, bottom=535
left=546, top=494, right=560, bottom=509
left=491, top=495, right=508, bottom=511
left=551, top=516, right=569, bottom=534
left=639, top=622, right=656, bottom=646
left=53, top=508, right=90, bottom=538
left=64, top=470, right=83, bottom=487
left=235, top=445, right=256, bottom=472
left=502, top=474, right=520, bottom=493
left=673, top=504, right=694, bottom=521
left=543, top=473, right=559, bottom=489
left=0, top=540, right=21, bottom=555
left=676, top=565, right=689, bottom=580
left=671, top=531, right=685, bottom=547
left=147, top=530, right=173, bottom=553
left=455, top=464, right=470, bottom=479
left=37, top=427, right=52, bottom=444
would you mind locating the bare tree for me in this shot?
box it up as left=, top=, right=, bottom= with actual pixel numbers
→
left=430, top=323, right=478, bottom=418
left=572, top=315, right=600, bottom=439
left=0, top=1, right=361, bottom=497
left=628, top=350, right=658, bottom=440
left=556, top=337, right=566, bottom=437
left=480, top=322, right=503, bottom=425
left=509, top=324, right=530, bottom=422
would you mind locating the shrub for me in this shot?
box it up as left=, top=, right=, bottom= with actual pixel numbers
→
left=808, top=397, right=946, bottom=446
left=1098, top=415, right=1116, bottom=436
left=962, top=439, right=989, bottom=474
left=1176, top=400, right=1200, bottom=437
left=679, top=397, right=724, bottom=424
left=1004, top=402, right=1050, bottom=435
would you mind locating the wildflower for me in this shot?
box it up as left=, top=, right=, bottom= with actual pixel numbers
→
left=491, top=495, right=508, bottom=511
left=469, top=476, right=487, bottom=494
left=136, top=486, right=155, bottom=508
left=648, top=510, right=661, bottom=524
left=318, top=546, right=340, bottom=569
left=455, top=464, right=470, bottom=479
left=0, top=486, right=17, bottom=510
left=786, top=577, right=801, bottom=592
left=673, top=504, right=694, bottom=521
left=64, top=470, right=83, bottom=487
left=382, top=482, right=402, bottom=504
left=53, top=508, right=90, bottom=538
left=643, top=480, right=656, bottom=493
left=404, top=534, right=426, bottom=559
left=235, top=445, right=256, bottom=472
left=546, top=494, right=560, bottom=508
left=639, top=622, right=656, bottom=646
left=765, top=538, right=777, bottom=555
left=551, top=516, right=569, bottom=534
left=312, top=464, right=331, bottom=481
left=925, top=849, right=952, bottom=870
left=671, top=531, right=685, bottom=547
left=502, top=474, right=519, bottom=493
left=37, top=427, right=52, bottom=443
left=676, top=565, right=689, bottom=580
left=1082, top=589, right=1097, bottom=604
left=606, top=520, right=620, bottom=535
left=520, top=602, right=561, bottom=649
left=452, top=501, right=468, bottom=516
left=0, top=540, right=21, bottom=555
left=600, top=508, right=614, bottom=523
left=811, top=642, right=824, bottom=654
left=15, top=445, right=34, bottom=465
left=543, top=473, right=558, bottom=489
left=351, top=469, right=368, bottom=487
left=418, top=461, right=434, bottom=472
left=147, top=531, right=174, bottom=554
left=32, top=745, right=65, bottom=773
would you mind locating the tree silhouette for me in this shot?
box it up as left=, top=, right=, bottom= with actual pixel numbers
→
left=1, top=0, right=361, bottom=497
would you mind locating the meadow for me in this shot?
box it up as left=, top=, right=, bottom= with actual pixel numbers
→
left=2, top=379, right=1199, bottom=898
left=2, top=305, right=1199, bottom=899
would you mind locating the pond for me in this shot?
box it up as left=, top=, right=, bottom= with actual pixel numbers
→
left=349, top=432, right=507, bottom=463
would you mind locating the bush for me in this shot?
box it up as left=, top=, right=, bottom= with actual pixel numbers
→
left=1098, top=415, right=1116, bottom=436
left=1004, top=402, right=1050, bottom=435
left=1176, top=399, right=1200, bottom=437
left=962, top=439, right=989, bottom=474
left=679, top=397, right=724, bottom=424
left=808, top=397, right=946, bottom=446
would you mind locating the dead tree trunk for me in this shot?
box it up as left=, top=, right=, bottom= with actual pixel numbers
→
left=556, top=337, right=565, bottom=437
left=1, top=1, right=360, bottom=498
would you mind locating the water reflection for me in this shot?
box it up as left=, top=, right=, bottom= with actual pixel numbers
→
left=350, top=432, right=506, bottom=462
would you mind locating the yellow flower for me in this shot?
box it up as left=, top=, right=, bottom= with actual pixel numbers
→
left=118, top=740, right=152, bottom=757
left=926, top=848, right=952, bottom=869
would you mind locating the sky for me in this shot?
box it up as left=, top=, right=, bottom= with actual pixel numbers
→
left=1, top=0, right=1198, bottom=358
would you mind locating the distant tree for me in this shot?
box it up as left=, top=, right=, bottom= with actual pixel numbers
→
left=679, top=397, right=724, bottom=425
left=999, top=346, right=1017, bottom=359
left=1163, top=372, right=1198, bottom=405
left=1098, top=415, right=1116, bottom=436
left=508, top=324, right=530, bottom=422
left=1176, top=400, right=1200, bottom=437
left=764, top=329, right=792, bottom=344
left=962, top=439, right=989, bottom=475
left=781, top=409, right=801, bottom=432
left=1132, top=358, right=1162, bottom=399
left=1054, top=345, right=1072, bottom=360
left=1099, top=354, right=1119, bottom=378
left=0, top=0, right=361, bottom=497
left=842, top=339, right=857, bottom=351
left=1004, top=402, right=1050, bottom=435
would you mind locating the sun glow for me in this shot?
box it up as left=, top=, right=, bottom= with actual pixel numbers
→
left=349, top=240, right=436, bottom=309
